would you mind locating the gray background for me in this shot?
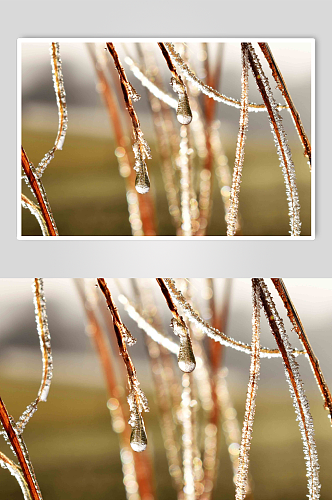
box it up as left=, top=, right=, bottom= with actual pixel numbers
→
left=2, top=0, right=329, bottom=277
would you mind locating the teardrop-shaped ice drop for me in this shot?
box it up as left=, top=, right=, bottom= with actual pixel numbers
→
left=130, top=413, right=148, bottom=452
left=178, top=334, right=196, bottom=373
left=135, top=166, right=150, bottom=194
left=176, top=92, right=192, bottom=125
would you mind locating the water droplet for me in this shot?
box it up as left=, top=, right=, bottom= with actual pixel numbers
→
left=130, top=411, right=147, bottom=452
left=135, top=166, right=150, bottom=194
left=178, top=334, right=196, bottom=373
left=177, top=92, right=192, bottom=125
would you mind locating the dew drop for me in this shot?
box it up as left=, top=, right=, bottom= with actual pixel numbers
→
left=177, top=92, right=192, bottom=125
left=178, top=334, right=196, bottom=373
left=135, top=165, right=150, bottom=194
left=130, top=411, right=147, bottom=452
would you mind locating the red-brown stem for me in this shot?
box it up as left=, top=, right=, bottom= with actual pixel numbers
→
left=271, top=278, right=332, bottom=423
left=158, top=43, right=179, bottom=79
left=258, top=43, right=311, bottom=169
left=257, top=280, right=314, bottom=461
left=88, top=45, right=156, bottom=236
left=97, top=279, right=137, bottom=382
left=106, top=43, right=141, bottom=138
left=21, top=148, right=57, bottom=236
left=75, top=280, right=155, bottom=499
left=0, top=398, right=41, bottom=500
left=156, top=278, right=185, bottom=326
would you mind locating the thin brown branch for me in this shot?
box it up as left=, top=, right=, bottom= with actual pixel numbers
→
left=21, top=147, right=58, bottom=236
left=87, top=44, right=156, bottom=235
left=246, top=43, right=301, bottom=237
left=0, top=398, right=42, bottom=500
left=97, top=278, right=149, bottom=452
left=258, top=42, right=311, bottom=169
left=272, top=278, right=332, bottom=424
left=158, top=43, right=192, bottom=125
left=106, top=42, right=151, bottom=194
left=258, top=279, right=320, bottom=498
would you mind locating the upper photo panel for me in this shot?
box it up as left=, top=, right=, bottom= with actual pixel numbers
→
left=19, top=39, right=314, bottom=239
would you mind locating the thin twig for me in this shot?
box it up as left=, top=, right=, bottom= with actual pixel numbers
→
left=0, top=398, right=42, bottom=500
left=272, top=278, right=332, bottom=424
left=36, top=42, right=68, bottom=177
left=227, top=43, right=249, bottom=237
left=21, top=194, right=49, bottom=236
left=164, top=42, right=288, bottom=112
left=97, top=278, right=149, bottom=452
left=246, top=43, right=301, bottom=236
left=258, top=42, right=311, bottom=169
left=0, top=451, right=32, bottom=500
left=106, top=43, right=151, bottom=194
left=258, top=279, right=320, bottom=500
left=235, top=279, right=261, bottom=499
left=21, top=147, right=58, bottom=236
left=158, top=43, right=192, bottom=125
left=156, top=279, right=196, bottom=373
left=17, top=279, right=53, bottom=433
left=163, top=278, right=304, bottom=358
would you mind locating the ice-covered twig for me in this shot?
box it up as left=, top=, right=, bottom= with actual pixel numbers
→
left=87, top=44, right=148, bottom=236
left=106, top=43, right=151, bottom=194
left=272, top=278, right=332, bottom=424
left=124, top=55, right=178, bottom=109
left=0, top=398, right=43, bottom=500
left=164, top=42, right=287, bottom=113
left=156, top=278, right=196, bottom=372
left=246, top=43, right=301, bottom=236
left=258, top=279, right=320, bottom=500
left=17, top=279, right=53, bottom=433
left=0, top=452, right=32, bottom=500
left=97, top=278, right=149, bottom=452
left=163, top=278, right=304, bottom=358
left=21, top=194, right=49, bottom=236
left=36, top=42, right=68, bottom=177
left=21, top=147, right=58, bottom=236
left=158, top=43, right=193, bottom=125
left=235, top=279, right=261, bottom=500
left=259, top=43, right=311, bottom=169
left=227, top=44, right=249, bottom=237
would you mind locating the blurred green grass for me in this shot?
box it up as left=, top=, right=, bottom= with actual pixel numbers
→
left=0, top=377, right=330, bottom=499
left=21, top=130, right=311, bottom=237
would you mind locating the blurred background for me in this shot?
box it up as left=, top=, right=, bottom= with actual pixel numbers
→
left=0, top=278, right=331, bottom=499
left=21, top=41, right=312, bottom=236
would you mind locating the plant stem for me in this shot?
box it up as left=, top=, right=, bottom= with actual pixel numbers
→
left=258, top=42, right=311, bottom=169
left=0, top=398, right=42, bottom=500
left=272, top=278, right=332, bottom=424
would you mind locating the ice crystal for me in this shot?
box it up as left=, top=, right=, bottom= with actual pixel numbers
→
left=247, top=44, right=301, bottom=236
left=36, top=43, right=68, bottom=177
left=259, top=279, right=320, bottom=499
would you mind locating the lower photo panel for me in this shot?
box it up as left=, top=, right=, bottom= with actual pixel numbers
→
left=0, top=278, right=331, bottom=500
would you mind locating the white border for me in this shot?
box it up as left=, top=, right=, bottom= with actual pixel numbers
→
left=17, top=38, right=315, bottom=240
